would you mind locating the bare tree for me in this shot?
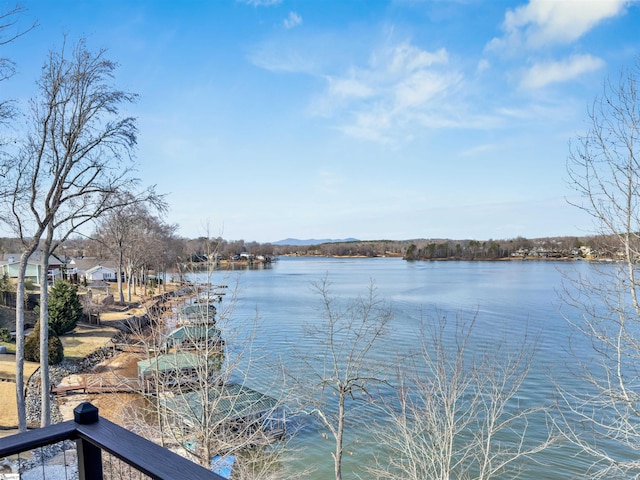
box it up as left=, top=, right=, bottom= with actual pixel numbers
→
left=0, top=4, right=36, bottom=126
left=290, top=278, right=392, bottom=480
left=0, top=36, right=146, bottom=430
left=561, top=61, right=640, bottom=477
left=127, top=241, right=291, bottom=479
left=93, top=200, right=171, bottom=304
left=368, top=313, right=553, bottom=479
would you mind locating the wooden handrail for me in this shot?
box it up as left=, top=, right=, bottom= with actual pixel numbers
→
left=0, top=402, right=224, bottom=480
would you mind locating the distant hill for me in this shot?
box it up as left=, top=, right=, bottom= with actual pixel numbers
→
left=272, top=238, right=359, bottom=246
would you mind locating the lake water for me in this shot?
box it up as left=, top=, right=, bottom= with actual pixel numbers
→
left=191, top=256, right=612, bottom=478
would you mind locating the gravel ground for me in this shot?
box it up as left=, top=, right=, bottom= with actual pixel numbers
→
left=25, top=336, right=121, bottom=426
left=21, top=463, right=79, bottom=480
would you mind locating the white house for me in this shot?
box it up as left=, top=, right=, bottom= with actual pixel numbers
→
left=84, top=265, right=116, bottom=282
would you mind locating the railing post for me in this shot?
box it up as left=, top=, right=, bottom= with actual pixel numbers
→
left=74, top=402, right=103, bottom=480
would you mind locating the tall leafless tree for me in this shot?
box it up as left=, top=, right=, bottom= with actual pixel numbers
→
left=0, top=36, right=149, bottom=430
left=561, top=61, right=640, bottom=477
left=291, top=278, right=392, bottom=480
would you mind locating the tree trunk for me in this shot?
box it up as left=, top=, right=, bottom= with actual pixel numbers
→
left=40, top=232, right=53, bottom=427
left=14, top=251, right=31, bottom=432
left=117, top=247, right=124, bottom=304
left=335, top=389, right=345, bottom=480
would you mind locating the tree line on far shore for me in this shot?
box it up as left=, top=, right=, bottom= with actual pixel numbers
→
left=0, top=233, right=616, bottom=268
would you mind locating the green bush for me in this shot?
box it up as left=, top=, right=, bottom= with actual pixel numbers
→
left=0, top=273, right=12, bottom=292
left=0, top=327, right=11, bottom=343
left=24, top=279, right=36, bottom=291
left=24, top=324, right=64, bottom=365
left=48, top=281, right=83, bottom=335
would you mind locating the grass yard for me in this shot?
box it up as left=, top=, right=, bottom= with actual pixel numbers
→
left=0, top=354, right=39, bottom=382
left=0, top=382, right=19, bottom=427
left=60, top=326, right=118, bottom=360
left=0, top=354, right=39, bottom=428
left=0, top=326, right=117, bottom=427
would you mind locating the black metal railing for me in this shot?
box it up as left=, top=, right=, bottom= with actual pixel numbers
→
left=0, top=402, right=224, bottom=480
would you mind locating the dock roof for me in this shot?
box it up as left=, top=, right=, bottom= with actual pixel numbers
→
left=167, top=325, right=221, bottom=341
left=137, top=352, right=212, bottom=375
left=161, top=384, right=279, bottom=424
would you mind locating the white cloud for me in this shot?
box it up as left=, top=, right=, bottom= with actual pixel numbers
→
left=327, top=76, right=375, bottom=99
left=284, top=12, right=302, bottom=29
left=520, top=54, right=605, bottom=89
left=251, top=35, right=507, bottom=142
left=385, top=44, right=448, bottom=74
left=237, top=0, right=282, bottom=6
left=460, top=142, right=500, bottom=157
left=339, top=109, right=394, bottom=143
left=248, top=44, right=318, bottom=74
left=394, top=70, right=452, bottom=109
left=489, top=0, right=629, bottom=50
left=476, top=58, right=490, bottom=74
left=309, top=41, right=465, bottom=141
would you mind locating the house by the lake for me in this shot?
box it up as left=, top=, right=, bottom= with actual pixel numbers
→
left=84, top=264, right=117, bottom=282
left=0, top=252, right=66, bottom=285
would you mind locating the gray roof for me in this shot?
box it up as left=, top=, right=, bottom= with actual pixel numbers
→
left=161, top=384, right=279, bottom=424
left=67, top=258, right=116, bottom=273
left=167, top=325, right=221, bottom=341
left=137, top=352, right=210, bottom=375
left=1, top=252, right=65, bottom=266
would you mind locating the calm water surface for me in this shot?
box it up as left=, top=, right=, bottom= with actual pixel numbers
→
left=192, top=257, right=604, bottom=478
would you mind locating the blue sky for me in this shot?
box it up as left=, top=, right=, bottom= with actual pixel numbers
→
left=2, top=0, right=639, bottom=242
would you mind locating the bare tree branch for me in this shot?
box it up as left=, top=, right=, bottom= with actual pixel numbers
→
left=368, top=313, right=555, bottom=480
left=562, top=60, right=640, bottom=477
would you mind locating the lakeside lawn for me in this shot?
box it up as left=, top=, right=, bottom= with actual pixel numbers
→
left=0, top=286, right=179, bottom=428
left=60, top=325, right=118, bottom=360
left=0, top=354, right=39, bottom=382
left=1, top=325, right=118, bottom=360
left=0, top=354, right=39, bottom=428
left=0, top=326, right=117, bottom=427
left=0, top=382, right=19, bottom=428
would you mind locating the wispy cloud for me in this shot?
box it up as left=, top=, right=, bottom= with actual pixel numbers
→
left=237, top=0, right=282, bottom=6
left=307, top=42, right=467, bottom=142
left=520, top=54, right=605, bottom=89
left=283, top=12, right=302, bottom=29
left=248, top=41, right=319, bottom=74
left=460, top=142, right=500, bottom=157
left=488, top=0, right=629, bottom=51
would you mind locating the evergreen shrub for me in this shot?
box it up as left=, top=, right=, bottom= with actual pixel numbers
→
left=24, top=324, right=64, bottom=365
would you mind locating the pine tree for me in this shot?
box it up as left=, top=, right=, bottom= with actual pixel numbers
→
left=48, top=281, right=83, bottom=336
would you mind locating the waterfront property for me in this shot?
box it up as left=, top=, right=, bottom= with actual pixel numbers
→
left=180, top=303, right=217, bottom=324
left=137, top=352, right=221, bottom=394
left=166, top=324, right=223, bottom=351
left=0, top=252, right=66, bottom=285
left=160, top=383, right=284, bottom=452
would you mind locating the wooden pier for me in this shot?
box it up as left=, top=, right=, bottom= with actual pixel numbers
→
left=51, top=375, right=139, bottom=395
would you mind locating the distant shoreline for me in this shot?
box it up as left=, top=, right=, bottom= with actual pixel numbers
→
left=283, top=254, right=610, bottom=262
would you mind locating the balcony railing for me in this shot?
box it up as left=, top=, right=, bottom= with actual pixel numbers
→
left=0, top=402, right=224, bottom=480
